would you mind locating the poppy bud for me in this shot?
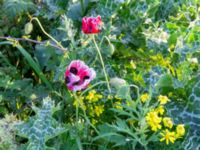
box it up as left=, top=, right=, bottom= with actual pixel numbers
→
left=110, top=77, right=127, bottom=89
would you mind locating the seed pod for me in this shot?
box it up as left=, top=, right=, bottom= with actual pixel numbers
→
left=24, top=22, right=33, bottom=35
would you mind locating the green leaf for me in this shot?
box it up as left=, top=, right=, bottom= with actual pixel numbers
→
left=186, top=32, right=195, bottom=43
left=3, top=0, right=36, bottom=19
left=116, top=85, right=131, bottom=100
left=16, top=97, right=67, bottom=150
left=155, top=74, right=174, bottom=92
left=0, top=41, right=52, bottom=89
left=165, top=22, right=179, bottom=30
left=68, top=0, right=89, bottom=20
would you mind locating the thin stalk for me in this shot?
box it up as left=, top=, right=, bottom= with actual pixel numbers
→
left=80, top=0, right=84, bottom=15
left=73, top=93, right=79, bottom=123
left=30, top=17, right=68, bottom=56
left=80, top=81, right=107, bottom=96
left=129, top=84, right=140, bottom=100
left=92, top=35, right=111, bottom=93
left=0, top=36, right=66, bottom=52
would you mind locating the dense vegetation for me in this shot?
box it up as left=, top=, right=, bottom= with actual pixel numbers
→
left=0, top=0, right=200, bottom=149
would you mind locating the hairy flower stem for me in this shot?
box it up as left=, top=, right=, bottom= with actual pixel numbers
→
left=73, top=93, right=79, bottom=123
left=92, top=35, right=111, bottom=93
left=30, top=17, right=68, bottom=56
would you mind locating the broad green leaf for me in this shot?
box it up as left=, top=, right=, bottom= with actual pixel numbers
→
left=155, top=74, right=174, bottom=92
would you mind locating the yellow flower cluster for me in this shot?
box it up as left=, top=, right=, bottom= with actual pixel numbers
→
left=94, top=105, right=104, bottom=117
left=158, top=95, right=170, bottom=105
left=155, top=105, right=165, bottom=115
left=143, top=93, right=185, bottom=145
left=145, top=102, right=185, bottom=145
left=85, top=90, right=104, bottom=118
left=88, top=104, right=105, bottom=120
left=146, top=110, right=162, bottom=131
left=86, top=90, right=103, bottom=103
left=163, top=117, right=173, bottom=129
left=73, top=96, right=86, bottom=110
left=160, top=124, right=185, bottom=144
left=108, top=95, right=123, bottom=110
left=73, top=90, right=104, bottom=125
left=140, top=93, right=150, bottom=103
left=114, top=101, right=123, bottom=110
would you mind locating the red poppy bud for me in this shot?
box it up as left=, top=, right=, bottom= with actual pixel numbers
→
left=82, top=15, right=102, bottom=34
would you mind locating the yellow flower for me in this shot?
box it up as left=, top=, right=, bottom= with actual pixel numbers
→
left=37, top=36, right=42, bottom=42
left=91, top=119, right=98, bottom=125
left=114, top=101, right=123, bottom=110
left=160, top=129, right=176, bottom=144
left=163, top=117, right=173, bottom=129
left=146, top=111, right=162, bottom=131
left=140, top=93, right=150, bottom=103
left=107, top=95, right=113, bottom=100
left=158, top=95, right=170, bottom=105
left=86, top=90, right=103, bottom=103
left=88, top=105, right=95, bottom=117
left=176, top=124, right=185, bottom=138
left=155, top=105, right=165, bottom=115
left=73, top=96, right=86, bottom=110
left=94, top=105, right=104, bottom=117
left=130, top=60, right=136, bottom=69
left=114, top=96, right=122, bottom=101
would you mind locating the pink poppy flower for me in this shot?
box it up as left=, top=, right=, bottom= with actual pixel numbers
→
left=65, top=60, right=96, bottom=91
left=82, top=15, right=102, bottom=34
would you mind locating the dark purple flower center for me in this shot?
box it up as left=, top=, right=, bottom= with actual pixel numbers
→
left=83, top=76, right=90, bottom=80
left=70, top=67, right=78, bottom=75
left=65, top=76, right=70, bottom=84
left=73, top=81, right=80, bottom=85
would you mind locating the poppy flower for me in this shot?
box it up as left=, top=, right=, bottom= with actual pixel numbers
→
left=82, top=15, right=102, bottom=34
left=65, top=60, right=96, bottom=91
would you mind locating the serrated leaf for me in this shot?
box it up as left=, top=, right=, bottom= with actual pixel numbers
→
left=16, top=97, right=67, bottom=150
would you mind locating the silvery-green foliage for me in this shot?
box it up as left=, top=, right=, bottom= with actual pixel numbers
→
left=16, top=97, right=66, bottom=150
left=168, top=75, right=200, bottom=150
left=0, top=114, right=18, bottom=150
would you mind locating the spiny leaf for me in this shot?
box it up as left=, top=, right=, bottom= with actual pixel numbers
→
left=15, top=97, right=67, bottom=150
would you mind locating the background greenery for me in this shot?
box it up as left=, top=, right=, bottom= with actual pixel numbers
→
left=0, top=0, right=200, bottom=149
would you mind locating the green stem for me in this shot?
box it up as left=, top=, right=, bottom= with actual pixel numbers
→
left=30, top=17, right=68, bottom=56
left=130, top=84, right=140, bottom=100
left=73, top=93, right=79, bottom=123
left=80, top=0, right=84, bottom=15
left=80, top=81, right=107, bottom=96
left=92, top=35, right=111, bottom=93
